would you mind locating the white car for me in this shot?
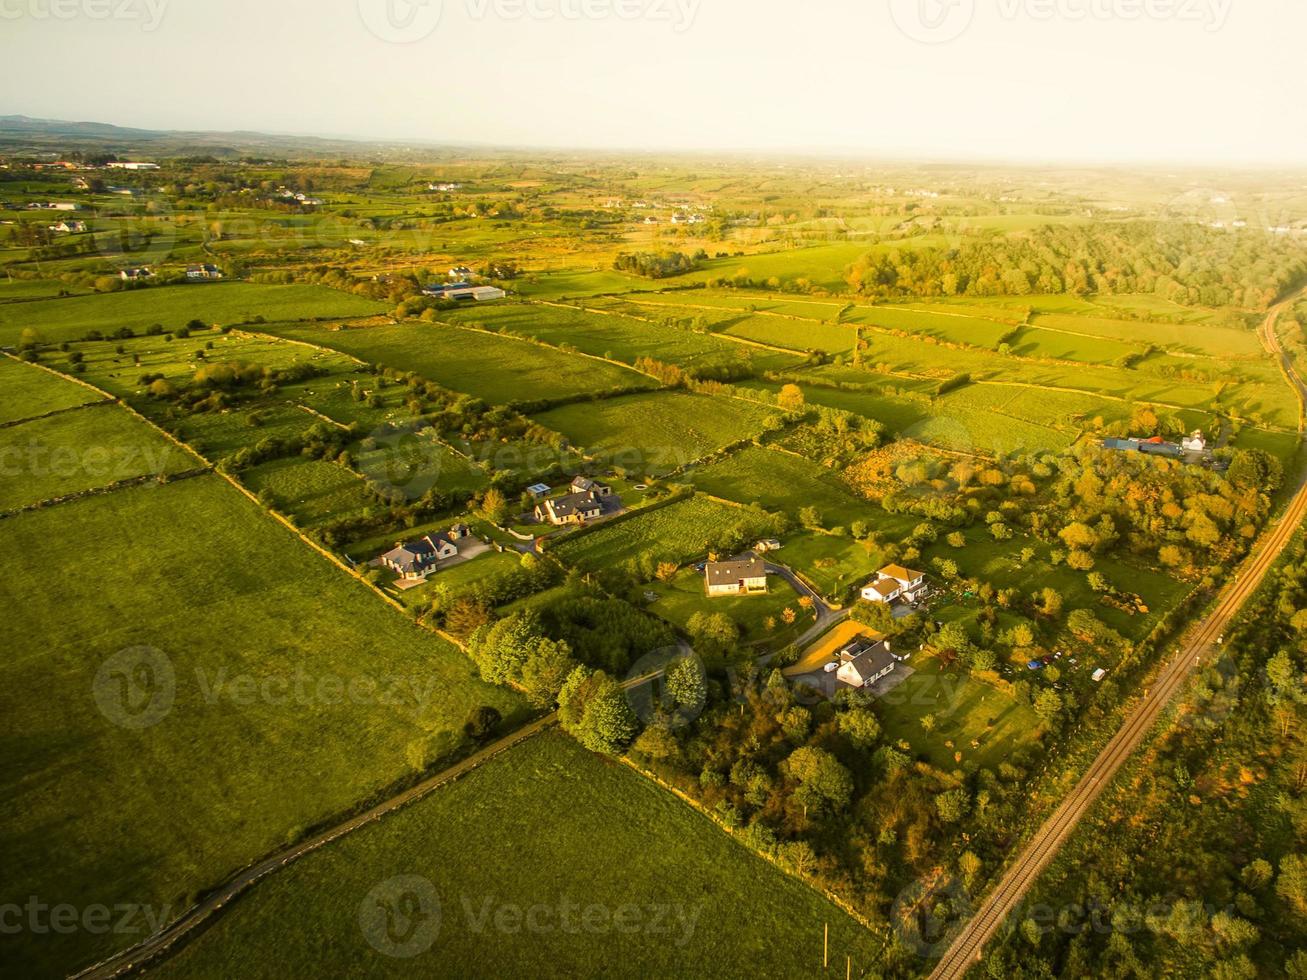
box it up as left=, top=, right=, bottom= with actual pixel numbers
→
left=823, top=662, right=839, bottom=674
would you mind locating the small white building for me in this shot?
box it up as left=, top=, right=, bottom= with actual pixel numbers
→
left=1182, top=430, right=1207, bottom=453
left=119, top=267, right=153, bottom=282
left=107, top=162, right=160, bottom=170
left=705, top=557, right=768, bottom=598
left=186, top=264, right=224, bottom=281
left=49, top=221, right=87, bottom=233
left=861, top=565, right=928, bottom=605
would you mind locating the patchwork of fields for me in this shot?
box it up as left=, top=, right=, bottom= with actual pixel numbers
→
left=267, top=321, right=655, bottom=405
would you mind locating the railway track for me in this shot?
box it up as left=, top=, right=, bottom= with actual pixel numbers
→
left=929, top=290, right=1307, bottom=979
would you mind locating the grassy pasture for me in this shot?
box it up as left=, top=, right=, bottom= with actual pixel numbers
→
left=852, top=306, right=1014, bottom=348
left=715, top=314, right=856, bottom=354
left=0, top=357, right=105, bottom=423
left=772, top=532, right=892, bottom=602
left=150, top=731, right=885, bottom=980
left=740, top=380, right=931, bottom=437
left=532, top=391, right=780, bottom=476
left=0, top=402, right=195, bottom=510
left=0, top=278, right=92, bottom=301
left=1030, top=312, right=1261, bottom=359
left=265, top=321, right=653, bottom=405
left=354, top=432, right=488, bottom=501
left=551, top=495, right=758, bottom=570
left=687, top=445, right=873, bottom=527
left=0, top=283, right=386, bottom=345
left=0, top=475, right=524, bottom=977
left=439, top=300, right=798, bottom=373
left=1005, top=325, right=1142, bottom=365
left=242, top=457, right=376, bottom=528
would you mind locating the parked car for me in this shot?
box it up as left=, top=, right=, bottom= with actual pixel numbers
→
left=1027, top=661, right=1045, bottom=671
left=823, top=662, right=839, bottom=674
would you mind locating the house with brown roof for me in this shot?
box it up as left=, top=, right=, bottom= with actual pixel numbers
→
left=705, top=557, right=768, bottom=597
left=861, top=565, right=928, bottom=605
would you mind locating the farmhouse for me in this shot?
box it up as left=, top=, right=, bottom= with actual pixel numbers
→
left=187, top=264, right=224, bottom=281
left=119, top=267, right=153, bottom=281
left=28, top=201, right=79, bottom=211
left=449, top=266, right=474, bottom=279
left=705, top=557, right=769, bottom=597
left=49, top=221, right=87, bottom=233
left=836, top=638, right=897, bottom=690
left=1182, top=430, right=1208, bottom=453
left=421, top=283, right=506, bottom=302
left=861, top=565, right=928, bottom=605
left=535, top=490, right=604, bottom=526
left=379, top=524, right=474, bottom=580
left=755, top=538, right=782, bottom=553
left=1102, top=436, right=1183, bottom=459
left=107, top=161, right=160, bottom=170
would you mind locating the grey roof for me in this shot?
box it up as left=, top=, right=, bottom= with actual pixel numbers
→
left=705, top=557, right=767, bottom=587
left=843, top=643, right=897, bottom=683
left=545, top=490, right=603, bottom=519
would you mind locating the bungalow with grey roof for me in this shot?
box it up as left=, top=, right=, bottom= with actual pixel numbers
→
left=535, top=490, right=603, bottom=526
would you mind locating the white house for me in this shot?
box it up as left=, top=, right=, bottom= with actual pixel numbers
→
left=449, top=266, right=474, bottom=279
left=836, top=640, right=897, bottom=690
left=861, top=565, right=928, bottom=605
left=705, top=557, right=768, bottom=598
left=119, top=267, right=153, bottom=281
left=535, top=490, right=604, bottom=526
left=49, top=221, right=87, bottom=233
left=1182, top=430, right=1207, bottom=453
left=107, top=162, right=160, bottom=170
left=186, top=264, right=223, bottom=281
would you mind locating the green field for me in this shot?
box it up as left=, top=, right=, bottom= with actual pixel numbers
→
left=355, top=432, right=489, bottom=501
left=551, top=496, right=762, bottom=570
left=688, top=445, right=873, bottom=527
left=242, top=457, right=377, bottom=528
left=0, top=357, right=105, bottom=424
left=0, top=283, right=386, bottom=345
left=150, top=731, right=884, bottom=979
left=266, top=321, right=654, bottom=405
left=532, top=391, right=780, bottom=475
left=0, top=475, right=524, bottom=976
left=0, top=402, right=195, bottom=510
left=440, top=300, right=800, bottom=373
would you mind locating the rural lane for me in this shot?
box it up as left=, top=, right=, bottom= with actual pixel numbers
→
left=927, top=289, right=1307, bottom=979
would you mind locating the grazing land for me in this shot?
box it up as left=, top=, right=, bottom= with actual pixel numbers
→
left=0, top=357, right=104, bottom=423
left=0, top=475, right=523, bottom=977
left=266, top=321, right=654, bottom=405
left=532, top=390, right=782, bottom=475
left=151, top=732, right=885, bottom=980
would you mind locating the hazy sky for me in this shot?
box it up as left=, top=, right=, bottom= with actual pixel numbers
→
left=2, top=0, right=1305, bottom=165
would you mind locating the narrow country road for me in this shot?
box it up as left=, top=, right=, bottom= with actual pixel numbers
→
left=928, top=289, right=1307, bottom=979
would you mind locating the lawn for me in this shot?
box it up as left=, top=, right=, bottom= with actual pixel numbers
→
left=0, top=356, right=105, bottom=424
left=354, top=431, right=489, bottom=502
left=0, top=401, right=196, bottom=511
left=531, top=391, right=781, bottom=476
left=0, top=475, right=525, bottom=977
left=647, top=566, right=808, bottom=650
left=873, top=653, right=1044, bottom=772
left=150, top=731, right=886, bottom=980
left=0, top=283, right=386, bottom=345
left=551, top=495, right=765, bottom=571
left=266, top=321, right=653, bottom=406
left=688, top=445, right=874, bottom=528
left=774, top=532, right=895, bottom=604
